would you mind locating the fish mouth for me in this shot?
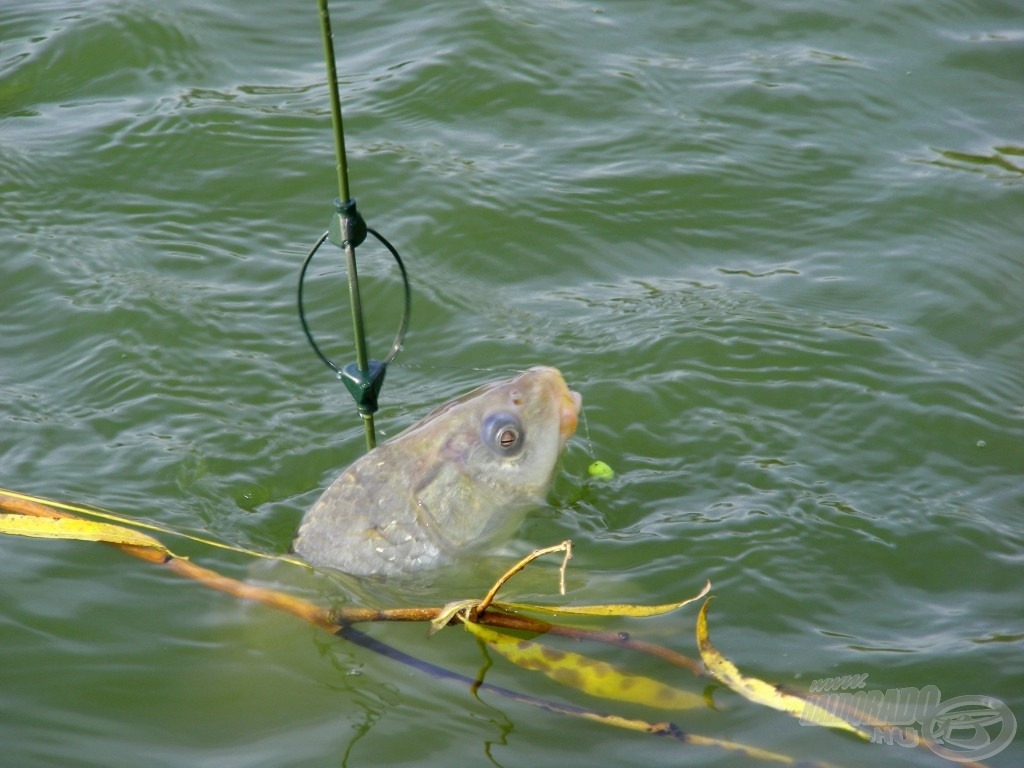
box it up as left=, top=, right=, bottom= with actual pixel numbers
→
left=522, top=365, right=581, bottom=446
left=559, top=387, right=582, bottom=442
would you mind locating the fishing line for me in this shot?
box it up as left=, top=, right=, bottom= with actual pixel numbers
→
left=582, top=412, right=602, bottom=465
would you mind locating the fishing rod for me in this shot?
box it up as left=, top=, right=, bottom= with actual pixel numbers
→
left=298, top=0, right=411, bottom=452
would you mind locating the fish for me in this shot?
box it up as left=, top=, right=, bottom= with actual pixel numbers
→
left=292, top=366, right=581, bottom=576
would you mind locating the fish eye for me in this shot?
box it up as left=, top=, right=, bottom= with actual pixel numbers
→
left=482, top=412, right=524, bottom=456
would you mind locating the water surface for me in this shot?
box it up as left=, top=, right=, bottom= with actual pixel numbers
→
left=2, top=1, right=1022, bottom=766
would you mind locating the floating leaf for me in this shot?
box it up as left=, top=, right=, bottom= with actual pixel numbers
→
left=0, top=513, right=171, bottom=554
left=465, top=620, right=705, bottom=711
left=0, top=487, right=306, bottom=566
left=696, top=598, right=868, bottom=740
left=501, top=579, right=712, bottom=618
left=0, top=488, right=167, bottom=533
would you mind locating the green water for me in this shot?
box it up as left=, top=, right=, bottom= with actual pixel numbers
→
left=2, top=1, right=1021, bottom=766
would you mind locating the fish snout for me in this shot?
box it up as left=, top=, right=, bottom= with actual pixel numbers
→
left=560, top=388, right=582, bottom=441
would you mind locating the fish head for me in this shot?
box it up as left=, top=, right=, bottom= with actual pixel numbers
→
left=412, top=365, right=581, bottom=547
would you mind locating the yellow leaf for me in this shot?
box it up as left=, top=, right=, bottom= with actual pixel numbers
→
left=696, top=598, right=869, bottom=740
left=465, top=620, right=704, bottom=711
left=0, top=513, right=171, bottom=554
left=0, top=487, right=306, bottom=566
left=501, top=579, right=712, bottom=618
